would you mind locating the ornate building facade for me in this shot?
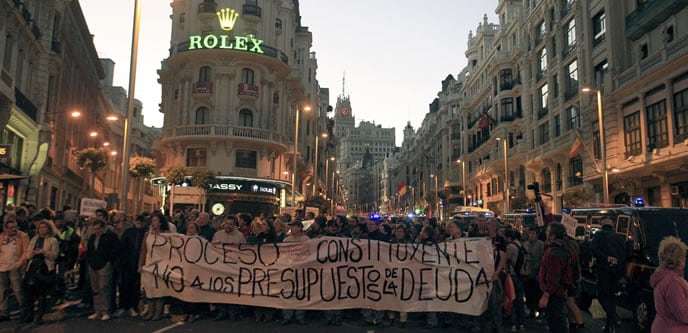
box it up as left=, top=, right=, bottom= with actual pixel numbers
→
left=387, top=0, right=688, bottom=217
left=156, top=0, right=324, bottom=216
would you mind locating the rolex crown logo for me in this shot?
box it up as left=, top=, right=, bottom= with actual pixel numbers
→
left=217, top=8, right=239, bottom=31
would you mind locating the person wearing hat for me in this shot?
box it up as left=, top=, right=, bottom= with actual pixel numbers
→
left=590, top=218, right=627, bottom=333
left=278, top=219, right=309, bottom=325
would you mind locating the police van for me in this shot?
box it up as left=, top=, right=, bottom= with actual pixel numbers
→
left=571, top=206, right=688, bottom=331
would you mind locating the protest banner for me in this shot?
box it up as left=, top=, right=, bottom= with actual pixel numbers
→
left=141, top=235, right=495, bottom=316
left=79, top=198, right=106, bottom=217
left=561, top=213, right=577, bottom=239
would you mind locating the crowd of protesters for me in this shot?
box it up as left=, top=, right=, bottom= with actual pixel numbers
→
left=1, top=201, right=683, bottom=333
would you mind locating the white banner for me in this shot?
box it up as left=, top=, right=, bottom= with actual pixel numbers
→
left=141, top=235, right=495, bottom=315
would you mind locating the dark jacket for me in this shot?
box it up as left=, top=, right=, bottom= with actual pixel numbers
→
left=119, top=226, right=146, bottom=270
left=590, top=225, right=627, bottom=272
left=539, top=239, right=574, bottom=297
left=87, top=230, right=120, bottom=270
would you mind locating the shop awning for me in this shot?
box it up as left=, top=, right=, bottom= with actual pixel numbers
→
left=0, top=174, right=27, bottom=181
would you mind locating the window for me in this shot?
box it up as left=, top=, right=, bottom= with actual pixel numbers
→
left=186, top=148, right=207, bottom=167
left=542, top=168, right=552, bottom=193
left=179, top=13, right=185, bottom=24
left=3, top=35, right=13, bottom=70
left=199, top=66, right=211, bottom=82
left=665, top=25, right=675, bottom=43
left=565, top=18, right=576, bottom=54
left=539, top=122, right=550, bottom=144
left=640, top=42, right=649, bottom=59
left=674, top=88, right=688, bottom=139
left=592, top=10, right=606, bottom=47
left=501, top=98, right=514, bottom=119
left=236, top=150, right=257, bottom=169
left=594, top=60, right=608, bottom=89
left=646, top=100, right=669, bottom=148
left=540, top=83, right=549, bottom=110
left=500, top=69, right=513, bottom=90
left=241, top=68, right=254, bottom=85
left=538, top=48, right=548, bottom=75
left=239, top=109, right=253, bottom=127
left=195, top=107, right=209, bottom=124
left=245, top=0, right=258, bottom=6
left=624, top=111, right=642, bottom=156
left=555, top=163, right=563, bottom=191
left=569, top=156, right=583, bottom=186
left=554, top=114, right=561, bottom=137
left=536, top=20, right=546, bottom=44
left=567, top=105, right=581, bottom=130
left=567, top=59, right=578, bottom=93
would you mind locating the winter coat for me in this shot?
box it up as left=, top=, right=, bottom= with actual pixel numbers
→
left=650, top=267, right=688, bottom=333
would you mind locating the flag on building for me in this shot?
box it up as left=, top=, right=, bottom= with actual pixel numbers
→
left=569, top=135, right=583, bottom=158
left=397, top=181, right=407, bottom=196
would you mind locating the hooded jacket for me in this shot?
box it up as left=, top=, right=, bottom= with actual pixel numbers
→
left=650, top=267, right=688, bottom=333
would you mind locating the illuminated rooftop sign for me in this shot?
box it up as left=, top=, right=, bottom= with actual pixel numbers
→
left=188, top=7, right=264, bottom=54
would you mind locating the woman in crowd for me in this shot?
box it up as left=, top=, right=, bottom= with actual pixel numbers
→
left=21, top=219, right=59, bottom=325
left=177, top=222, right=202, bottom=323
left=650, top=236, right=688, bottom=333
left=386, top=225, right=410, bottom=327
left=139, top=214, right=171, bottom=321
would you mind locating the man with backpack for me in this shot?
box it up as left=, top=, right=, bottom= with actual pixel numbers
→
left=505, top=229, right=527, bottom=332
left=539, top=222, right=575, bottom=333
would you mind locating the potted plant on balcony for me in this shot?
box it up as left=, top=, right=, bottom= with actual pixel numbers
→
left=129, top=156, right=156, bottom=214
left=76, top=148, right=110, bottom=198
left=563, top=189, right=593, bottom=209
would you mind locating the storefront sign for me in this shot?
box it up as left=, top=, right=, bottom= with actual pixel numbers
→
left=0, top=144, right=11, bottom=159
left=188, top=7, right=264, bottom=54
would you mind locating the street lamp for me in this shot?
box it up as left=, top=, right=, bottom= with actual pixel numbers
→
left=325, top=156, right=335, bottom=199
left=582, top=87, right=608, bottom=204
left=120, top=0, right=141, bottom=215
left=292, top=105, right=312, bottom=206
left=458, top=159, right=466, bottom=207
left=430, top=174, right=438, bottom=218
left=312, top=132, right=328, bottom=197
left=496, top=137, right=509, bottom=213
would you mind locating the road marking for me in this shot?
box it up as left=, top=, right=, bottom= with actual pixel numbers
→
left=152, top=322, right=184, bottom=333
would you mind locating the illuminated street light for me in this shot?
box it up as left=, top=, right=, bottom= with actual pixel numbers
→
left=582, top=87, right=608, bottom=204
left=458, top=159, right=466, bottom=206
left=119, top=0, right=142, bottom=214
left=312, top=132, right=328, bottom=197
left=496, top=136, right=509, bottom=213
left=292, top=105, right=312, bottom=206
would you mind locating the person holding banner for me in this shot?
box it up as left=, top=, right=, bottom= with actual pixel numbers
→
left=211, top=215, right=246, bottom=321
left=278, top=220, right=309, bottom=325
left=385, top=224, right=410, bottom=328
left=139, top=214, right=171, bottom=321
left=482, top=223, right=507, bottom=333
left=246, top=217, right=277, bottom=323
left=417, top=225, right=440, bottom=329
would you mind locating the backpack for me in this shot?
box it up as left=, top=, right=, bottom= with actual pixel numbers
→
left=512, top=241, right=529, bottom=276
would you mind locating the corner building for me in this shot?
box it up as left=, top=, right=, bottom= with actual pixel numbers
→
left=158, top=0, right=320, bottom=216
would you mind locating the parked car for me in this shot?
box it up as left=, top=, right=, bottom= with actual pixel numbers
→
left=571, top=207, right=688, bottom=331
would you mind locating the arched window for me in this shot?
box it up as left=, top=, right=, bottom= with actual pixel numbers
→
left=199, top=66, right=211, bottom=82
left=241, top=68, right=254, bottom=85
left=195, top=107, right=209, bottom=124
left=239, top=109, right=253, bottom=127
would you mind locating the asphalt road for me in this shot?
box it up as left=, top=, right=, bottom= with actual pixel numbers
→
left=0, top=300, right=640, bottom=333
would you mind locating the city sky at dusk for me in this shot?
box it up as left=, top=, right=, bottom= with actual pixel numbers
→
left=80, top=0, right=498, bottom=144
